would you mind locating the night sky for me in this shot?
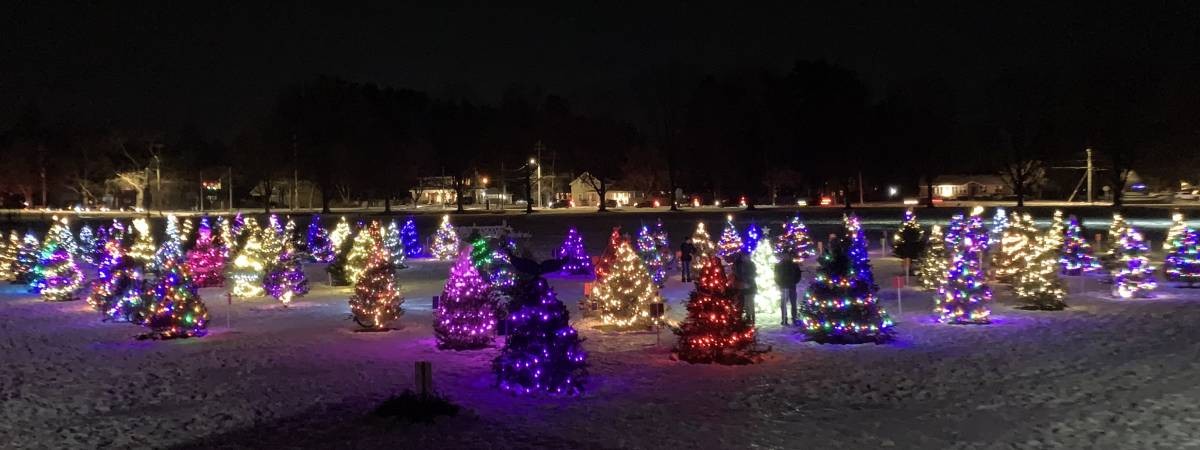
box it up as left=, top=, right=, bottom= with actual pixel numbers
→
left=4, top=2, right=1198, bottom=138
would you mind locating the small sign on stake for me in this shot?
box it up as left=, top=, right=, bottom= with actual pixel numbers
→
left=414, top=361, right=433, bottom=397
left=431, top=295, right=440, bottom=310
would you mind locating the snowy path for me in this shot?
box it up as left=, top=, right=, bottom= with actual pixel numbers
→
left=3, top=256, right=1200, bottom=449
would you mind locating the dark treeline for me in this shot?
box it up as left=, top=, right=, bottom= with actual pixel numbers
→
left=1, top=60, right=1197, bottom=211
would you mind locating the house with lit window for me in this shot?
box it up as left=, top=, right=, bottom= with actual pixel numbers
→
left=569, top=172, right=646, bottom=207
left=919, top=175, right=1010, bottom=200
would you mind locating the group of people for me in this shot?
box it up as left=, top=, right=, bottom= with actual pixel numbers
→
left=679, top=238, right=804, bottom=327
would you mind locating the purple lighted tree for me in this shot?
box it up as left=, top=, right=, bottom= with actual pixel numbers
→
left=1060, top=214, right=1100, bottom=275
left=185, top=218, right=226, bottom=288
left=555, top=226, right=593, bottom=276
left=307, top=214, right=335, bottom=263
left=492, top=260, right=587, bottom=395
left=1165, top=227, right=1200, bottom=287
left=434, top=249, right=499, bottom=349
left=264, top=239, right=309, bottom=305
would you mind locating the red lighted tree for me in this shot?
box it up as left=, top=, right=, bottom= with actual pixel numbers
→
left=672, top=256, right=762, bottom=364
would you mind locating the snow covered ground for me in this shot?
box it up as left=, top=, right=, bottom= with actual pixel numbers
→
left=4, top=245, right=1200, bottom=449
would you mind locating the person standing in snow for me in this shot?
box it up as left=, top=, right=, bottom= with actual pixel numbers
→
left=679, top=238, right=696, bottom=282
left=732, top=252, right=756, bottom=324
left=775, top=257, right=803, bottom=326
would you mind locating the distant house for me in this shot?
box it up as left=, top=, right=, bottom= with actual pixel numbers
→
left=920, top=175, right=1010, bottom=200
left=569, top=172, right=646, bottom=207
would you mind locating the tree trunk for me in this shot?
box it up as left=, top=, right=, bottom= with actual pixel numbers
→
left=320, top=183, right=332, bottom=214
left=925, top=174, right=936, bottom=208
left=384, top=195, right=391, bottom=213
left=455, top=176, right=465, bottom=213
left=596, top=179, right=608, bottom=212
left=264, top=180, right=272, bottom=214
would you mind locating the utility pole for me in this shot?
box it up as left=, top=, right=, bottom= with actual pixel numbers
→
left=228, top=167, right=234, bottom=212
left=858, top=171, right=865, bottom=206
left=199, top=171, right=204, bottom=211
left=524, top=159, right=534, bottom=214
left=534, top=141, right=544, bottom=208
left=1086, top=147, right=1094, bottom=204
left=293, top=133, right=299, bottom=211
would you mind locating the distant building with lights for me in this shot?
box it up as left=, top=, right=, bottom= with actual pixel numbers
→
left=569, top=172, right=647, bottom=207
left=920, top=175, right=1009, bottom=200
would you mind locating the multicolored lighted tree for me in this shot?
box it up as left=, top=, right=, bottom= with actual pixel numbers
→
left=1111, top=227, right=1157, bottom=298
left=153, top=215, right=185, bottom=271
left=34, top=246, right=83, bottom=301
left=486, top=235, right=518, bottom=289
left=717, top=217, right=742, bottom=259
left=264, top=238, right=309, bottom=305
left=142, top=260, right=209, bottom=339
left=431, top=215, right=460, bottom=261
left=1165, top=227, right=1200, bottom=287
left=1164, top=211, right=1187, bottom=253
left=635, top=225, right=666, bottom=285
left=77, top=224, right=96, bottom=264
left=672, top=256, right=760, bottom=364
left=12, top=231, right=41, bottom=285
left=492, top=259, right=587, bottom=395
left=589, top=240, right=662, bottom=329
left=1060, top=214, right=1100, bottom=275
left=936, top=218, right=993, bottom=324
left=652, top=218, right=674, bottom=269
left=775, top=214, right=815, bottom=262
left=917, top=225, right=949, bottom=290
left=348, top=223, right=404, bottom=330
left=1015, top=234, right=1068, bottom=310
left=555, top=226, right=593, bottom=276
left=891, top=208, right=925, bottom=261
left=185, top=218, right=226, bottom=288
left=801, top=233, right=893, bottom=343
left=845, top=215, right=876, bottom=285
left=306, top=215, right=335, bottom=263
left=434, top=249, right=499, bottom=349
left=401, top=217, right=423, bottom=257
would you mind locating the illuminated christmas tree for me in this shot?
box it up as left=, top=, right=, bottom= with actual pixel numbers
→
left=966, top=206, right=991, bottom=255
left=1164, top=211, right=1188, bottom=253
left=142, top=259, right=209, bottom=339
left=326, top=227, right=355, bottom=286
left=801, top=231, right=893, bottom=343
left=1046, top=210, right=1066, bottom=251
left=917, top=225, right=949, bottom=290
left=1165, top=227, right=1200, bottom=287
left=152, top=215, right=185, bottom=272
left=891, top=208, right=925, bottom=260
left=217, top=216, right=235, bottom=259
left=282, top=218, right=297, bottom=248
left=652, top=218, right=674, bottom=269
left=228, top=232, right=266, bottom=297
left=264, top=238, right=309, bottom=305
left=434, top=249, right=499, bottom=349
left=431, top=215, right=460, bottom=260
left=741, top=223, right=762, bottom=254
left=401, top=217, right=422, bottom=257
left=989, top=207, right=1009, bottom=246
left=555, top=226, right=593, bottom=275
left=492, top=259, right=587, bottom=395
left=775, top=214, right=815, bottom=262
left=344, top=223, right=378, bottom=284
left=690, top=222, right=717, bottom=274
left=383, top=219, right=407, bottom=269
left=636, top=225, right=666, bottom=285
left=306, top=215, right=334, bottom=263
left=231, top=212, right=246, bottom=236
left=672, top=256, right=760, bottom=364
left=1101, top=212, right=1130, bottom=271
left=329, top=216, right=352, bottom=252
left=77, top=224, right=96, bottom=264
left=593, top=227, right=623, bottom=280
left=716, top=216, right=742, bottom=259
left=181, top=218, right=195, bottom=250
left=87, top=233, right=131, bottom=311
left=468, top=232, right=493, bottom=269
left=487, top=236, right=519, bottom=289
left=943, top=214, right=966, bottom=250
left=185, top=218, right=226, bottom=288
left=12, top=231, right=40, bottom=285
left=1111, top=227, right=1157, bottom=298
left=0, top=230, right=16, bottom=280
left=1060, top=214, right=1100, bottom=275
left=34, top=245, right=83, bottom=301
left=991, top=212, right=1037, bottom=282
left=348, top=223, right=404, bottom=329
left=845, top=214, right=876, bottom=285
left=589, top=240, right=662, bottom=329
left=259, top=214, right=285, bottom=263
left=127, top=218, right=157, bottom=267
left=1015, top=234, right=1067, bottom=310
left=750, top=236, right=780, bottom=316
left=91, top=225, right=111, bottom=264
left=936, top=216, right=993, bottom=324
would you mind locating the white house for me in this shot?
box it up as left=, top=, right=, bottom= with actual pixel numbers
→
left=919, top=175, right=1009, bottom=200
left=569, top=172, right=646, bottom=207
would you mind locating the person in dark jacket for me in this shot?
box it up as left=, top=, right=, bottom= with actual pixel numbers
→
left=775, top=258, right=803, bottom=326
left=732, top=253, right=756, bottom=323
left=679, top=238, right=696, bottom=282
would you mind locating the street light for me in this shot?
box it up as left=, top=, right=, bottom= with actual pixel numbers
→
left=481, top=177, right=490, bottom=210
left=529, top=158, right=541, bottom=208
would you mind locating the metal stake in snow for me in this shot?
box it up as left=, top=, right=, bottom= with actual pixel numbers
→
left=892, top=276, right=905, bottom=316
left=226, top=291, right=232, bottom=329
left=415, top=361, right=433, bottom=397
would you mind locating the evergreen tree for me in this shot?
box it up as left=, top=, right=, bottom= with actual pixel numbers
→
left=259, top=214, right=286, bottom=264
left=589, top=240, right=662, bottom=329
left=1015, top=234, right=1068, bottom=310
left=468, top=231, right=492, bottom=269
left=845, top=215, right=876, bottom=285
left=142, top=260, right=209, bottom=339
left=77, top=224, right=96, bottom=264
left=485, top=235, right=518, bottom=289
left=1101, top=212, right=1130, bottom=271
left=775, top=214, right=815, bottom=262
left=326, top=227, right=355, bottom=286
left=690, top=221, right=717, bottom=274
left=216, top=216, right=235, bottom=260
left=891, top=208, right=925, bottom=260
left=264, top=238, right=309, bottom=305
left=1060, top=214, right=1100, bottom=275
left=35, top=246, right=83, bottom=301
left=1165, top=227, right=1200, bottom=287
left=989, top=207, right=1009, bottom=246
left=329, top=216, right=352, bottom=252
left=185, top=218, right=226, bottom=288
left=181, top=218, right=196, bottom=250
left=1164, top=211, right=1187, bottom=253
left=87, top=234, right=131, bottom=311
left=741, top=223, right=762, bottom=254
left=635, top=225, right=665, bottom=285
left=344, top=223, right=377, bottom=284
left=228, top=232, right=266, bottom=297
left=492, top=260, right=587, bottom=395
left=12, top=231, right=40, bottom=285
left=652, top=218, right=674, bottom=269
left=153, top=215, right=184, bottom=272
left=1111, top=227, right=1157, bottom=298
left=435, top=249, right=499, bottom=349
left=431, top=215, right=460, bottom=260
left=0, top=230, right=19, bottom=281
left=593, top=227, right=623, bottom=280
left=1046, top=210, right=1066, bottom=251
left=383, top=219, right=407, bottom=269
left=750, top=236, right=780, bottom=316
left=716, top=216, right=742, bottom=259
left=991, top=211, right=1037, bottom=282
left=555, top=226, right=593, bottom=275
left=801, top=232, right=894, bottom=343
left=672, top=256, right=760, bottom=364
left=917, top=225, right=949, bottom=290
left=127, top=218, right=156, bottom=267
left=936, top=214, right=993, bottom=324
left=401, top=217, right=423, bottom=257
left=306, top=214, right=335, bottom=263
left=349, top=223, right=404, bottom=329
